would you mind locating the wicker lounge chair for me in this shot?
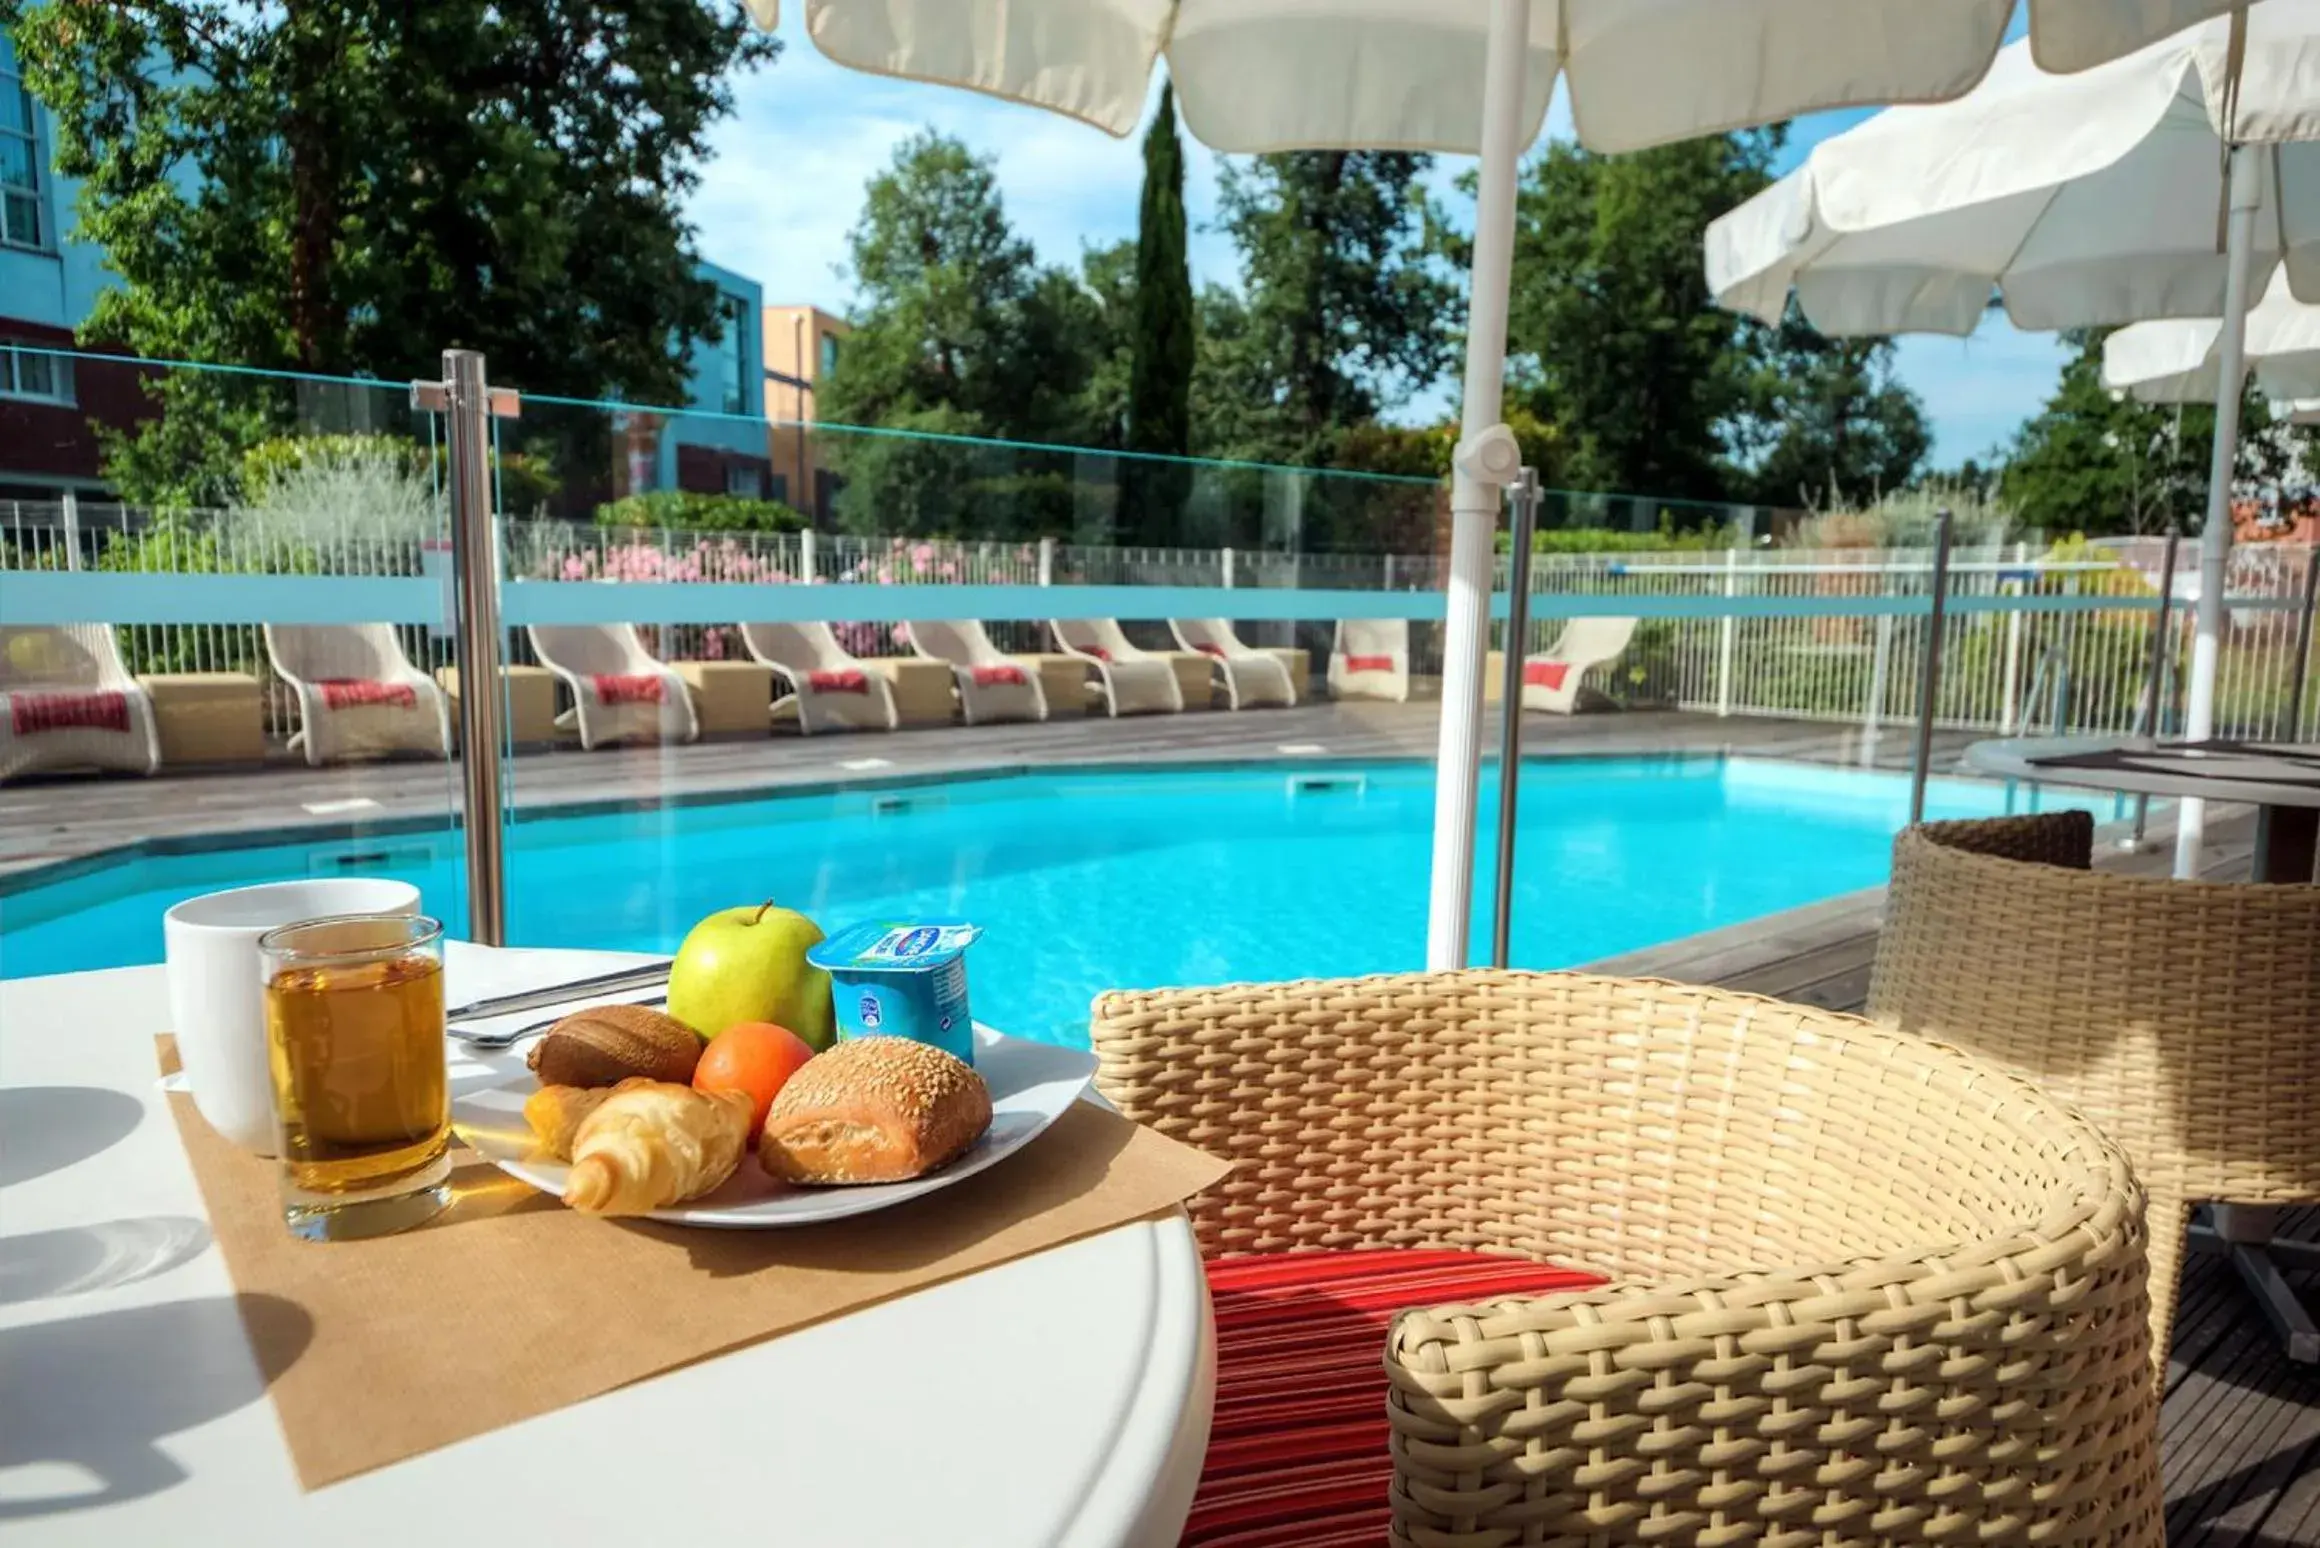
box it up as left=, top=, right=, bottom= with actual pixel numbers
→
left=1518, top=614, right=1638, bottom=713
left=1049, top=618, right=1183, bottom=717
left=526, top=625, right=699, bottom=750
left=739, top=621, right=899, bottom=735
left=1327, top=617, right=1409, bottom=702
left=1092, top=969, right=2159, bottom=1548
left=906, top=620, right=1046, bottom=725
left=1869, top=810, right=2320, bottom=1375
left=264, top=623, right=450, bottom=765
left=0, top=624, right=160, bottom=781
left=1167, top=618, right=1295, bottom=709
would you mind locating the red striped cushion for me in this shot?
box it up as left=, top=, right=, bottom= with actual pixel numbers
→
left=1343, top=654, right=1395, bottom=674
left=971, top=664, right=1027, bottom=688
left=807, top=668, right=869, bottom=693
left=1186, top=1248, right=1603, bottom=1547
left=317, top=678, right=418, bottom=711
left=9, top=690, right=130, bottom=736
left=1194, top=643, right=1227, bottom=658
left=1523, top=659, right=1572, bottom=691
left=591, top=672, right=666, bottom=705
left=1084, top=645, right=1113, bottom=662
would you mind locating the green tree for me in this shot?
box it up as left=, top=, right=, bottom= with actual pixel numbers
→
left=6, top=0, right=774, bottom=505
left=1122, top=84, right=1195, bottom=544
left=1729, top=304, right=1931, bottom=508
left=2000, top=332, right=2309, bottom=536
left=1209, top=151, right=1454, bottom=460
left=1499, top=132, right=1782, bottom=501
left=820, top=131, right=1109, bottom=536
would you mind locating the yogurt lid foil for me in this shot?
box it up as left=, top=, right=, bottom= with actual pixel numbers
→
left=809, top=919, right=983, bottom=971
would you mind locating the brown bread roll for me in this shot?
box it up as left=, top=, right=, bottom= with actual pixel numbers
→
left=527, top=1003, right=702, bottom=1089
left=760, top=1037, right=992, bottom=1185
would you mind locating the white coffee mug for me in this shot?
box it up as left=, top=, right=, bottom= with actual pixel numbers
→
left=164, top=878, right=422, bottom=1153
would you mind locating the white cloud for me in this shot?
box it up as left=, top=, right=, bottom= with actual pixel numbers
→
left=689, top=18, right=2058, bottom=468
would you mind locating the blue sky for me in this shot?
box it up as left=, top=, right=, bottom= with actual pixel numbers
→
left=688, top=8, right=2062, bottom=470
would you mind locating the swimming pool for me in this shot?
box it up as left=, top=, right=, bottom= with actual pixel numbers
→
left=0, top=757, right=2120, bottom=1043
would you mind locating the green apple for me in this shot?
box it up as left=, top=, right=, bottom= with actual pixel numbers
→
left=666, top=900, right=834, bottom=1049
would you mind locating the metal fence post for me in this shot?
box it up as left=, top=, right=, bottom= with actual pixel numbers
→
left=1037, top=535, right=1055, bottom=587
left=1490, top=468, right=1541, bottom=970
left=1998, top=539, right=2027, bottom=733
left=1715, top=546, right=1738, bottom=716
left=1907, top=509, right=1956, bottom=827
left=2128, top=531, right=2182, bottom=848
left=414, top=350, right=510, bottom=946
left=2288, top=543, right=2318, bottom=741
left=799, top=527, right=817, bottom=583
left=1221, top=545, right=1235, bottom=589
left=1863, top=612, right=1894, bottom=767
left=60, top=487, right=81, bottom=573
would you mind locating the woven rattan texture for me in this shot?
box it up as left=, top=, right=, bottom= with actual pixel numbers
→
left=1870, top=813, right=2320, bottom=1377
left=1090, top=970, right=2159, bottom=1548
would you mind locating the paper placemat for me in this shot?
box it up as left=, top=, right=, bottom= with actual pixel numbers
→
left=160, top=1040, right=1229, bottom=1489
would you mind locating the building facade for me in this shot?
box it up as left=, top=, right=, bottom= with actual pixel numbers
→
left=0, top=24, right=772, bottom=509
left=762, top=303, right=849, bottom=525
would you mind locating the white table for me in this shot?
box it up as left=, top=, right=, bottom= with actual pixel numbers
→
left=0, top=959, right=1215, bottom=1545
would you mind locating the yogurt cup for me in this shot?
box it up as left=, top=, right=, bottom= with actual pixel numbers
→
left=806, top=919, right=984, bottom=1065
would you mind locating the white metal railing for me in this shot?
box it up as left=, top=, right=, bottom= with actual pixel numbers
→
left=6, top=499, right=2315, bottom=747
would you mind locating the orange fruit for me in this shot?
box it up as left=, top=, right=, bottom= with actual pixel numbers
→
left=693, top=1021, right=817, bottom=1139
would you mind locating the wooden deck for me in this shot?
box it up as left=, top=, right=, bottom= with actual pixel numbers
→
left=4, top=702, right=2311, bottom=1541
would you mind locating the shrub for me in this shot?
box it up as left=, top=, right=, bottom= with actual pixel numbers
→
left=592, top=489, right=809, bottom=534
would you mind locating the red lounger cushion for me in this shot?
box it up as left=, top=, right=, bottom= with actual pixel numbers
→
left=971, top=664, right=1028, bottom=688
left=591, top=672, right=667, bottom=705
left=1522, top=659, right=1573, bottom=692
left=1194, top=643, right=1227, bottom=658
left=1083, top=646, right=1113, bottom=662
left=1185, top=1248, right=1605, bottom=1547
left=807, top=668, right=869, bottom=693
left=9, top=689, right=130, bottom=736
left=316, top=678, right=419, bottom=711
left=1343, top=654, right=1395, bottom=674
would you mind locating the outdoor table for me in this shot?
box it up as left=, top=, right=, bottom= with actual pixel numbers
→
left=0, top=961, right=1215, bottom=1547
left=1961, top=734, right=2320, bottom=1361
left=1964, top=735, right=2320, bottom=883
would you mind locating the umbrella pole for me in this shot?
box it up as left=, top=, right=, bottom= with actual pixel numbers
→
left=1426, top=0, right=1531, bottom=969
left=2175, top=143, right=2262, bottom=881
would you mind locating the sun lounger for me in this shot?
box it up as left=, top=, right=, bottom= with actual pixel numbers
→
left=1167, top=619, right=1296, bottom=710
left=907, top=620, right=1047, bottom=725
left=1327, top=618, right=1410, bottom=702
left=264, top=623, right=450, bottom=765
left=1050, top=619, right=1184, bottom=716
left=740, top=621, right=899, bottom=735
left=527, top=624, right=699, bottom=749
left=1518, top=616, right=1638, bottom=714
left=0, top=624, right=160, bottom=780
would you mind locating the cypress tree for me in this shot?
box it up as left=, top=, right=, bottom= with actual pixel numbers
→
left=1125, top=83, right=1194, bottom=543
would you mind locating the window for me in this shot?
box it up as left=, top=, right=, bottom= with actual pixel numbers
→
left=724, top=459, right=765, bottom=499
left=767, top=472, right=789, bottom=506
left=0, top=342, right=73, bottom=404
left=817, top=331, right=840, bottom=379
left=716, top=294, right=749, bottom=416
left=0, top=35, right=45, bottom=250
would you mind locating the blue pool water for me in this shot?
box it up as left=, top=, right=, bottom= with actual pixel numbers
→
left=0, top=758, right=2122, bottom=1045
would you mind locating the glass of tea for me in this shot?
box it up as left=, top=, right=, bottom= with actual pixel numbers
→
left=258, top=913, right=451, bottom=1242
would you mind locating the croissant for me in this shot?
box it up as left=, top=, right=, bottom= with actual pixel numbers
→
left=522, top=1084, right=614, bottom=1162
left=561, top=1079, right=753, bottom=1215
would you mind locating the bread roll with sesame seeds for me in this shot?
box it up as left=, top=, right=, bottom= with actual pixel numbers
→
left=759, top=1037, right=992, bottom=1185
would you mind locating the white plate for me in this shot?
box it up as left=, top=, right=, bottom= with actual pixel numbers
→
left=451, top=1025, right=1096, bottom=1228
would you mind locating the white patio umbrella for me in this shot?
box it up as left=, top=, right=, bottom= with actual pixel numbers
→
left=2104, top=267, right=2320, bottom=402
left=757, top=0, right=2260, bottom=965
left=1707, top=0, right=2320, bottom=880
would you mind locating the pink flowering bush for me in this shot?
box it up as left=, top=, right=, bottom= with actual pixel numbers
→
left=538, top=537, right=800, bottom=662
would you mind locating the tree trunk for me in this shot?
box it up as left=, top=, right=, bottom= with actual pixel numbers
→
left=282, top=0, right=338, bottom=372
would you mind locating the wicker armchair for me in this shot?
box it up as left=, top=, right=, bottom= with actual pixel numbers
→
left=1092, top=970, right=2159, bottom=1548
left=1869, top=810, right=2320, bottom=1376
